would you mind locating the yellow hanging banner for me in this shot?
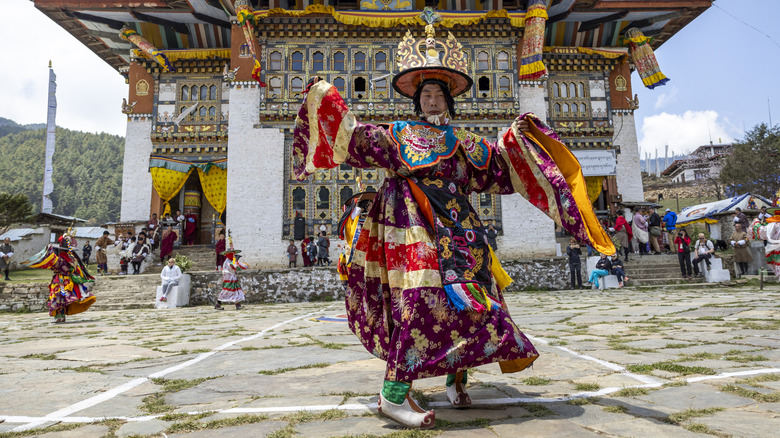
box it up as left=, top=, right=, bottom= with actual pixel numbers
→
left=585, top=176, right=604, bottom=205
left=197, top=166, right=227, bottom=214
left=151, top=167, right=194, bottom=216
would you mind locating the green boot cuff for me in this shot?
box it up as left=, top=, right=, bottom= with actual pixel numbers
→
left=445, top=370, right=468, bottom=387
left=381, top=380, right=411, bottom=405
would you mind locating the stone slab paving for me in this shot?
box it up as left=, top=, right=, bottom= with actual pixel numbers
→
left=0, top=285, right=778, bottom=437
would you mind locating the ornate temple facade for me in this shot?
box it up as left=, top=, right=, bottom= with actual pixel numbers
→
left=35, top=0, right=711, bottom=267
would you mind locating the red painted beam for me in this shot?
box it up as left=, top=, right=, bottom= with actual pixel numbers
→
left=592, top=1, right=711, bottom=9
left=35, top=0, right=169, bottom=9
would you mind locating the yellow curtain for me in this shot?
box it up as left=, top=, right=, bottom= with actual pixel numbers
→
left=151, top=167, right=193, bottom=216
left=197, top=166, right=227, bottom=214
left=585, top=176, right=604, bottom=205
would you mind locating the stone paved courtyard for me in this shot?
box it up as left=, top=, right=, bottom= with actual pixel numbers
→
left=1, top=283, right=779, bottom=437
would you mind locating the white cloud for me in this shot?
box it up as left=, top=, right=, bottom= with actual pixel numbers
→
left=639, top=110, right=738, bottom=158
left=0, top=3, right=126, bottom=135
left=653, top=85, right=678, bottom=110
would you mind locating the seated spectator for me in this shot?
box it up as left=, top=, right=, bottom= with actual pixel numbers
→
left=159, top=257, right=182, bottom=302
left=692, top=233, right=715, bottom=277
left=610, top=253, right=628, bottom=287
left=584, top=253, right=611, bottom=289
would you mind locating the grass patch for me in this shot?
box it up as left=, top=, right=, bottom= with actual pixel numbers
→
left=520, top=402, right=556, bottom=417
left=678, top=352, right=719, bottom=360
left=21, top=353, right=56, bottom=360
left=523, top=376, right=552, bottom=386
left=614, top=387, right=649, bottom=397
left=603, top=405, right=628, bottom=414
left=683, top=423, right=713, bottom=434
left=151, top=377, right=218, bottom=392
left=267, top=409, right=349, bottom=438
left=166, top=414, right=268, bottom=434
left=721, top=384, right=780, bottom=403
left=241, top=346, right=260, bottom=351
left=140, top=393, right=173, bottom=414
left=738, top=373, right=780, bottom=386
left=573, top=382, right=601, bottom=392
left=626, top=362, right=716, bottom=376
left=257, top=362, right=330, bottom=376
left=0, top=423, right=86, bottom=438
left=260, top=344, right=285, bottom=350
left=566, top=397, right=600, bottom=405
left=410, top=389, right=433, bottom=410
left=63, top=366, right=104, bottom=374
left=549, top=340, right=568, bottom=346
left=666, top=407, right=724, bottom=424
left=724, top=354, right=768, bottom=363
left=663, top=343, right=690, bottom=349
left=663, top=380, right=689, bottom=388
left=327, top=390, right=376, bottom=404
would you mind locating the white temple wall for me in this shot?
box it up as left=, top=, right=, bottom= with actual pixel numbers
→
left=613, top=112, right=644, bottom=202
left=498, top=81, right=556, bottom=258
left=120, top=116, right=154, bottom=222
left=226, top=84, right=287, bottom=268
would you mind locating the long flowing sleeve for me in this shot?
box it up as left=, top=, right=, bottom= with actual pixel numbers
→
left=491, top=113, right=615, bottom=255
left=292, top=80, right=406, bottom=179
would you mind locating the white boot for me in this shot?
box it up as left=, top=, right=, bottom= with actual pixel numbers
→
left=378, top=391, right=435, bottom=429
left=446, top=380, right=472, bottom=408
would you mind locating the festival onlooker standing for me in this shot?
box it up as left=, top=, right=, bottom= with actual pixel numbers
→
left=129, top=233, right=150, bottom=275
left=159, top=257, right=182, bottom=302
left=317, top=232, right=330, bottom=266
left=632, top=207, right=649, bottom=255
left=584, top=253, right=611, bottom=289
left=148, top=213, right=159, bottom=233
left=307, top=237, right=318, bottom=266
left=215, top=229, right=226, bottom=270
left=287, top=239, right=298, bottom=268
left=692, top=233, right=715, bottom=277
left=566, top=238, right=582, bottom=289
left=613, top=214, right=633, bottom=261
left=183, top=213, right=198, bottom=245
left=610, top=253, right=628, bottom=287
left=175, top=210, right=185, bottom=225
left=647, top=207, right=662, bottom=254
left=674, top=229, right=693, bottom=278
left=734, top=207, right=749, bottom=231
left=159, top=226, right=177, bottom=263
left=216, top=236, right=249, bottom=310
left=301, top=238, right=311, bottom=267
left=758, top=206, right=772, bottom=224
left=730, top=223, right=753, bottom=276
left=81, top=241, right=92, bottom=265
left=94, top=230, right=113, bottom=275
left=486, top=221, right=498, bottom=251
left=0, top=237, right=14, bottom=281
left=663, top=208, right=677, bottom=253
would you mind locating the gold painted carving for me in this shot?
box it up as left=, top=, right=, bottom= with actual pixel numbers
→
left=136, top=79, right=150, bottom=96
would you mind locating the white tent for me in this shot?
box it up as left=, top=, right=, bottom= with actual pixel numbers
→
left=677, top=193, right=772, bottom=226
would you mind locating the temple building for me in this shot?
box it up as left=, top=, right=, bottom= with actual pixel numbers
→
left=35, top=0, right=711, bottom=267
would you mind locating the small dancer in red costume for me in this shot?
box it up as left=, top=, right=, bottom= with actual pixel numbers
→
left=215, top=230, right=249, bottom=310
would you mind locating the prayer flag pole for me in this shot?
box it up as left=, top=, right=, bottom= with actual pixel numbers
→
left=42, top=61, right=56, bottom=214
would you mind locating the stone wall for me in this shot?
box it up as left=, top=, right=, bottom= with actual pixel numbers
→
left=188, top=257, right=569, bottom=305
left=0, top=283, right=48, bottom=312
left=120, top=116, right=154, bottom=222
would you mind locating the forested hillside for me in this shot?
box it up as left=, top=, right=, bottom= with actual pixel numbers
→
left=0, top=122, right=124, bottom=225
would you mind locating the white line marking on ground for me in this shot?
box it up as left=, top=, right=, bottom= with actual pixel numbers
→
left=9, top=305, right=335, bottom=432
left=4, top=366, right=780, bottom=425
left=526, top=334, right=665, bottom=386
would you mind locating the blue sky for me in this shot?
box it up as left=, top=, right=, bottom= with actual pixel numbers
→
left=1, top=0, right=778, bottom=158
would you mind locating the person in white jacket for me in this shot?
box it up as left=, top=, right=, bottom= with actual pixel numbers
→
left=159, top=258, right=182, bottom=302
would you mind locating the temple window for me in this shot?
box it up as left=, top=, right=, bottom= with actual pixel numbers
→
left=291, top=51, right=304, bottom=71
left=478, top=76, right=490, bottom=98
left=496, top=51, right=509, bottom=70
left=333, top=51, right=345, bottom=70
left=199, top=106, right=207, bottom=118
left=375, top=51, right=387, bottom=70
left=554, top=103, right=561, bottom=114
left=569, top=82, right=577, bottom=97
left=340, top=186, right=354, bottom=207
left=268, top=76, right=282, bottom=98
left=312, top=51, right=325, bottom=71
left=208, top=106, right=216, bottom=119
left=291, top=77, right=304, bottom=96
left=374, top=78, right=388, bottom=98
left=269, top=51, right=282, bottom=70
left=209, top=85, right=217, bottom=100
left=292, top=187, right=306, bottom=211
left=498, top=76, right=511, bottom=97
left=354, top=51, right=366, bottom=71
left=181, top=85, right=189, bottom=101
left=552, top=83, right=559, bottom=98
left=578, top=82, right=585, bottom=97
left=200, top=86, right=208, bottom=100
left=477, top=51, right=489, bottom=70
left=354, top=77, right=366, bottom=99
left=317, top=187, right=330, bottom=210
left=333, top=77, right=345, bottom=93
